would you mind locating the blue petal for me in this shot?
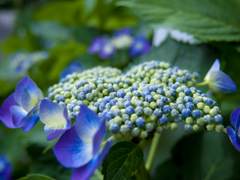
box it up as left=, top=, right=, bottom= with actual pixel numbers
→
left=230, top=107, right=240, bottom=127
left=114, top=27, right=132, bottom=36
left=39, top=98, right=69, bottom=128
left=21, top=88, right=38, bottom=112
left=10, top=105, right=27, bottom=127
left=99, top=42, right=115, bottom=59
left=93, top=116, right=106, bottom=157
left=204, top=59, right=220, bottom=82
left=71, top=140, right=112, bottom=180
left=208, top=71, right=237, bottom=93
left=75, top=105, right=101, bottom=144
left=129, top=35, right=151, bottom=58
left=14, top=76, right=39, bottom=105
left=0, top=155, right=13, bottom=180
left=53, top=126, right=93, bottom=168
left=226, top=126, right=240, bottom=152
left=60, top=61, right=83, bottom=79
left=0, top=94, right=18, bottom=128
left=88, top=37, right=106, bottom=54
left=22, top=111, right=39, bottom=132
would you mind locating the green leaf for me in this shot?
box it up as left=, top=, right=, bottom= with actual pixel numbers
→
left=117, top=0, right=240, bottom=41
left=153, top=131, right=240, bottom=180
left=102, top=141, right=144, bottom=180
left=18, top=174, right=55, bottom=180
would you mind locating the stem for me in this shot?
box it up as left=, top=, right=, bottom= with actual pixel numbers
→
left=194, top=81, right=209, bottom=86
left=139, top=138, right=150, bottom=150
left=101, top=136, right=113, bottom=147
left=95, top=169, right=103, bottom=179
left=145, top=133, right=161, bottom=172
left=136, top=161, right=151, bottom=180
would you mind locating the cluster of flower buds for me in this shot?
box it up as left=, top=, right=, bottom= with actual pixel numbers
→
left=88, top=27, right=151, bottom=59
left=10, top=51, right=49, bottom=74
left=47, top=61, right=225, bottom=141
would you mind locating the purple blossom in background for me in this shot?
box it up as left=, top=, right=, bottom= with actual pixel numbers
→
left=60, top=61, right=83, bottom=79
left=204, top=59, right=237, bottom=93
left=129, top=35, right=151, bottom=58
left=0, top=76, right=43, bottom=132
left=114, top=27, right=132, bottom=36
left=53, top=105, right=112, bottom=180
left=0, top=156, right=13, bottom=180
left=226, top=107, right=240, bottom=152
left=39, top=98, right=71, bottom=141
left=88, top=37, right=115, bottom=59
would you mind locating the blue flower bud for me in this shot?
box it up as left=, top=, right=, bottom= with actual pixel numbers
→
left=214, top=114, right=223, bottom=124
left=162, top=105, right=171, bottom=114
left=153, top=109, right=162, bottom=118
left=58, top=95, right=65, bottom=102
left=132, top=127, right=140, bottom=136
left=182, top=109, right=191, bottom=117
left=156, top=100, right=164, bottom=108
left=113, top=109, right=121, bottom=116
left=171, top=109, right=179, bottom=117
left=192, top=110, right=201, bottom=119
left=184, top=96, right=193, bottom=103
left=204, top=98, right=213, bottom=106
left=82, top=87, right=90, bottom=94
left=135, top=106, right=143, bottom=116
left=124, top=100, right=131, bottom=107
left=193, top=72, right=199, bottom=78
left=161, top=97, right=168, bottom=103
left=149, top=85, right=157, bottom=92
left=136, top=117, right=145, bottom=128
left=117, top=89, right=125, bottom=98
left=145, top=95, right=154, bottom=102
left=156, top=88, right=164, bottom=95
left=110, top=92, right=117, bottom=98
left=178, top=104, right=185, bottom=112
left=124, top=95, right=131, bottom=101
left=146, top=123, right=154, bottom=132
left=184, top=88, right=192, bottom=95
left=170, top=89, right=177, bottom=96
left=143, top=107, right=153, bottom=116
left=77, top=92, right=86, bottom=100
left=106, top=111, right=113, bottom=120
left=186, top=102, right=194, bottom=111
left=159, top=116, right=168, bottom=125
left=110, top=123, right=119, bottom=134
left=184, top=124, right=193, bottom=132
left=125, top=120, right=134, bottom=129
left=203, top=115, right=213, bottom=123
left=142, top=90, right=150, bottom=98
left=172, top=84, right=179, bottom=89
left=126, top=106, right=134, bottom=115
left=68, top=103, right=75, bottom=112
left=136, top=100, right=144, bottom=107
left=174, top=114, right=183, bottom=122
left=133, top=90, right=140, bottom=97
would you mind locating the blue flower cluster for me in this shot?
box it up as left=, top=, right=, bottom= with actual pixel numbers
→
left=88, top=27, right=151, bottom=59
left=9, top=51, right=49, bottom=74
left=47, top=60, right=225, bottom=141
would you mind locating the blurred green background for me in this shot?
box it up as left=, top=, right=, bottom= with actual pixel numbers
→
left=0, top=0, right=240, bottom=179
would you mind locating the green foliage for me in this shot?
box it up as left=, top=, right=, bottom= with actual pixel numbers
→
left=153, top=131, right=240, bottom=180
left=118, top=0, right=240, bottom=41
left=18, top=174, right=55, bottom=180
left=34, top=0, right=137, bottom=30
left=102, top=141, right=144, bottom=180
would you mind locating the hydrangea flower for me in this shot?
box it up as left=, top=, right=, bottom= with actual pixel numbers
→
left=129, top=35, right=151, bottom=58
left=0, top=155, right=13, bottom=180
left=226, top=107, right=240, bottom=152
left=60, top=61, right=83, bottom=79
left=39, top=98, right=71, bottom=141
left=53, top=105, right=112, bottom=180
left=0, top=76, right=43, bottom=132
left=204, top=59, right=237, bottom=93
left=88, top=37, right=115, bottom=59
left=114, top=27, right=132, bottom=36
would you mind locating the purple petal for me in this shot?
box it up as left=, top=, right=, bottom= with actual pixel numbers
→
left=129, top=35, right=151, bottom=58
left=14, top=76, right=39, bottom=105
left=0, top=156, right=13, bottom=180
left=208, top=71, right=237, bottom=93
left=114, top=27, right=132, bottom=36
left=22, top=111, right=39, bottom=132
left=71, top=140, right=112, bottom=180
left=204, top=59, right=220, bottom=81
left=230, top=107, right=240, bottom=127
left=10, top=105, right=27, bottom=127
left=53, top=126, right=93, bottom=168
left=226, top=126, right=240, bottom=152
left=39, top=98, right=69, bottom=128
left=99, top=42, right=115, bottom=59
left=93, top=117, right=106, bottom=157
left=0, top=94, right=18, bottom=128
left=60, top=61, right=83, bottom=79
left=75, top=105, right=101, bottom=144
left=88, top=38, right=105, bottom=54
